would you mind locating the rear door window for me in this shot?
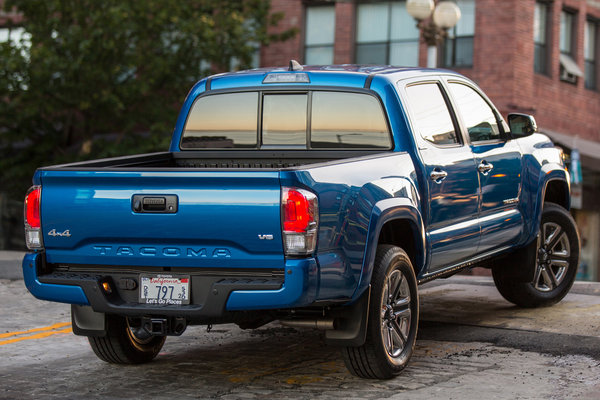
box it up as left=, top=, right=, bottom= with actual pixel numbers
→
left=405, top=83, right=459, bottom=146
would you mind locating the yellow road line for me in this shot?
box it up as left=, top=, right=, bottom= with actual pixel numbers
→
left=0, top=327, right=72, bottom=346
left=0, top=322, right=71, bottom=340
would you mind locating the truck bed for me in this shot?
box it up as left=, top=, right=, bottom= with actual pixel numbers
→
left=40, top=150, right=389, bottom=171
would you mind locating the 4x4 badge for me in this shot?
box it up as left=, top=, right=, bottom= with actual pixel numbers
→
left=48, top=229, right=72, bottom=237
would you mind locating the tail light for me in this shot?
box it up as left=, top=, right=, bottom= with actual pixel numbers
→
left=282, top=187, right=318, bottom=256
left=24, top=186, right=43, bottom=250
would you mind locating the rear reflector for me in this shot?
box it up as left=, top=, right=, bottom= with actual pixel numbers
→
left=282, top=187, right=318, bottom=255
left=24, top=186, right=43, bottom=250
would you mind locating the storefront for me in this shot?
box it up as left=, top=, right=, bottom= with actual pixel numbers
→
left=545, top=130, right=600, bottom=282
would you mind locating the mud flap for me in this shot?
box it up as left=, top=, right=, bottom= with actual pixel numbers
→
left=325, top=286, right=370, bottom=347
left=71, top=304, right=107, bottom=337
left=491, top=237, right=538, bottom=282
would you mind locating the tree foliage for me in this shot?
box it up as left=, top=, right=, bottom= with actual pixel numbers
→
left=0, top=0, right=295, bottom=200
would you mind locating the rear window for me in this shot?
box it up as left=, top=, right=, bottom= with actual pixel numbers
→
left=262, top=94, right=307, bottom=147
left=311, top=92, right=390, bottom=149
left=181, top=92, right=258, bottom=149
left=181, top=91, right=391, bottom=150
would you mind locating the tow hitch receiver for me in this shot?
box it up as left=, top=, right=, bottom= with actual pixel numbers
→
left=141, top=316, right=187, bottom=336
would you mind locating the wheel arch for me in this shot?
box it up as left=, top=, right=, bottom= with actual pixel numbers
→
left=352, top=198, right=425, bottom=301
left=543, top=178, right=570, bottom=210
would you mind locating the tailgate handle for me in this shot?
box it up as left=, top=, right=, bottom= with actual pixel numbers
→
left=132, top=195, right=178, bottom=213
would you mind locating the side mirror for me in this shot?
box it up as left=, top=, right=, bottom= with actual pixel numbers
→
left=508, top=113, right=537, bottom=138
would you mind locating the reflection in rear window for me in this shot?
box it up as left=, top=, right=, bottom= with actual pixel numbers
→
left=311, top=92, right=391, bottom=149
left=181, top=90, right=391, bottom=150
left=181, top=92, right=258, bottom=149
left=262, top=94, right=307, bottom=147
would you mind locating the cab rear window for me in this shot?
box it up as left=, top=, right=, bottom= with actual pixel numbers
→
left=181, top=91, right=391, bottom=150
left=181, top=92, right=258, bottom=149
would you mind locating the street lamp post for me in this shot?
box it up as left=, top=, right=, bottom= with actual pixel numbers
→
left=406, top=0, right=462, bottom=68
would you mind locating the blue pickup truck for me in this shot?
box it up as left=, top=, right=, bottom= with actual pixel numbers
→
left=23, top=63, right=579, bottom=379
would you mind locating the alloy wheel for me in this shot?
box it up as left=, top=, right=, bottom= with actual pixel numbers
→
left=533, top=222, right=571, bottom=292
left=380, top=269, right=412, bottom=363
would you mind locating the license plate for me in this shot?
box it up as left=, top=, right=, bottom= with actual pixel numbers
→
left=139, top=274, right=190, bottom=305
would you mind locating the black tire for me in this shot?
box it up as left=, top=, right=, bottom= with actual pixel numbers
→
left=342, top=245, right=419, bottom=379
left=88, top=315, right=166, bottom=364
left=492, top=202, right=580, bottom=308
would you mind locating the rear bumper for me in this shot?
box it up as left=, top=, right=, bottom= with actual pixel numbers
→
left=22, top=252, right=318, bottom=318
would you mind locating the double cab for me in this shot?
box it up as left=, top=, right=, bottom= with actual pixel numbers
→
left=23, top=63, right=579, bottom=379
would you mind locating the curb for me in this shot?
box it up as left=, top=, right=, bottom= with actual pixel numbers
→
left=433, top=275, right=600, bottom=296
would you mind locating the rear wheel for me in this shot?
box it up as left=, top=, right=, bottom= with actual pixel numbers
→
left=493, top=202, right=579, bottom=308
left=342, top=245, right=419, bottom=379
left=88, top=315, right=165, bottom=364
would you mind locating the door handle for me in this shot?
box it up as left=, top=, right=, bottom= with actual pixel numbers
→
left=478, top=161, right=494, bottom=175
left=430, top=168, right=448, bottom=184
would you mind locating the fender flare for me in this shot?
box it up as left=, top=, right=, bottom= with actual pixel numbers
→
left=352, top=198, right=425, bottom=301
left=529, top=167, right=570, bottom=239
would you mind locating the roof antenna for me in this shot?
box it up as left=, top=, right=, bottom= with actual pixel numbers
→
left=289, top=60, right=303, bottom=71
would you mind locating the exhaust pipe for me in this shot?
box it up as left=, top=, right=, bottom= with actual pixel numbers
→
left=280, top=318, right=336, bottom=330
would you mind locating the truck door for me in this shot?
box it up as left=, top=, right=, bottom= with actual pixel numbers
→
left=446, top=81, right=524, bottom=254
left=403, top=82, right=480, bottom=272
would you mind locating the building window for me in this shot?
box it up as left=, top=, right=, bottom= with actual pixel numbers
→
left=442, top=0, right=475, bottom=68
left=560, top=10, right=575, bottom=55
left=559, top=9, right=583, bottom=83
left=355, top=1, right=419, bottom=67
left=304, top=5, right=335, bottom=65
left=584, top=20, right=597, bottom=90
left=534, top=1, right=549, bottom=74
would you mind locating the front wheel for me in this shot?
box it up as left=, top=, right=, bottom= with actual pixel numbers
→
left=88, top=315, right=166, bottom=364
left=342, top=245, right=419, bottom=379
left=493, top=202, right=580, bottom=308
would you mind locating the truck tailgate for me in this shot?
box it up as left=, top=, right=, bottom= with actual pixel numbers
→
left=39, top=170, right=284, bottom=269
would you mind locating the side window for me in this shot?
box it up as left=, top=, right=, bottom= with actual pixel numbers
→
left=448, top=83, right=501, bottom=143
left=311, top=92, right=391, bottom=149
left=182, top=92, right=258, bottom=149
left=405, top=83, right=459, bottom=146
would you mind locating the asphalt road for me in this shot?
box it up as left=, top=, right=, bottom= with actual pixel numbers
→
left=1, top=272, right=600, bottom=400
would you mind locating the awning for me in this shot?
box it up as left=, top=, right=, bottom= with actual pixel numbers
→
left=542, top=128, right=600, bottom=171
left=559, top=54, right=584, bottom=77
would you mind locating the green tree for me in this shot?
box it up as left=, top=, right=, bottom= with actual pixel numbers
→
left=0, top=0, right=295, bottom=201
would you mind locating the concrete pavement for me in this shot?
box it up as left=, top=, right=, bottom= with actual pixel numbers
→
left=0, top=250, right=24, bottom=280
left=2, top=272, right=600, bottom=399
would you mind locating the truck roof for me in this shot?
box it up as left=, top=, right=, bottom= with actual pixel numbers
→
left=194, top=63, right=462, bottom=93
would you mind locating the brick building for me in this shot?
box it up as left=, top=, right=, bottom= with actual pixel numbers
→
left=261, top=0, right=600, bottom=281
